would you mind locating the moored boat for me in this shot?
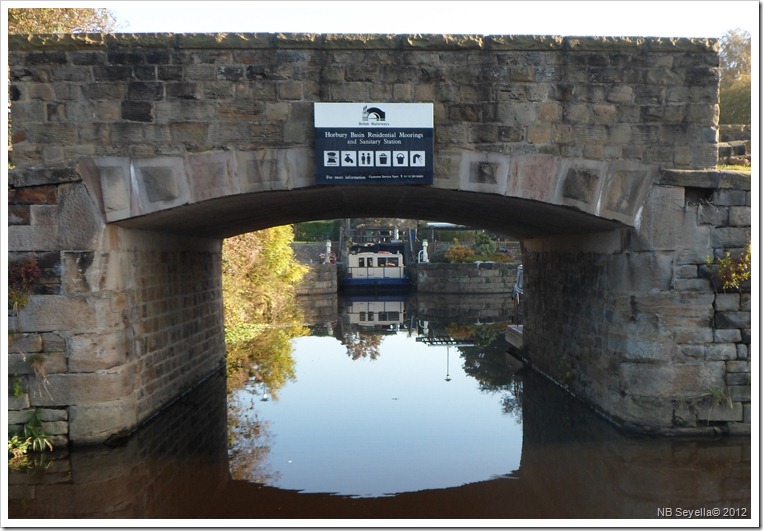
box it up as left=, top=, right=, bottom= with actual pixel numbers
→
left=342, top=242, right=409, bottom=288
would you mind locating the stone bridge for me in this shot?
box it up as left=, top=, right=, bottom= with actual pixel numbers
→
left=8, top=33, right=751, bottom=445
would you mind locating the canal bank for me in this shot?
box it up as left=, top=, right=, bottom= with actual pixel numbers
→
left=292, top=242, right=521, bottom=296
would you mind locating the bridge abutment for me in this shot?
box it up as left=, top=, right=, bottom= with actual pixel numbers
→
left=9, top=181, right=225, bottom=443
left=521, top=170, right=751, bottom=434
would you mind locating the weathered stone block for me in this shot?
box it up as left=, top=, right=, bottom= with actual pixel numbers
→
left=558, top=159, right=606, bottom=214
left=714, top=293, right=740, bottom=311
left=725, top=372, right=750, bottom=386
left=609, top=252, right=673, bottom=293
left=620, top=361, right=725, bottom=398
left=712, top=227, right=751, bottom=248
left=132, top=157, right=190, bottom=213
left=703, top=343, right=737, bottom=361
left=92, top=157, right=132, bottom=221
left=41, top=420, right=69, bottom=435
left=695, top=402, right=744, bottom=422
left=713, top=189, right=747, bottom=206
left=27, top=364, right=136, bottom=407
left=633, top=184, right=712, bottom=251
left=715, top=311, right=751, bottom=329
left=8, top=333, right=43, bottom=353
left=8, top=393, right=30, bottom=410
left=673, top=278, right=711, bottom=291
left=68, top=331, right=128, bottom=373
left=7, top=409, right=34, bottom=425
left=38, top=408, right=68, bottom=421
left=121, top=100, right=153, bottom=122
left=186, top=151, right=238, bottom=202
left=68, top=396, right=139, bottom=444
left=713, top=328, right=741, bottom=343
left=736, top=344, right=748, bottom=360
left=674, top=264, right=698, bottom=279
left=458, top=151, right=510, bottom=194
left=55, top=183, right=105, bottom=249
left=506, top=154, right=560, bottom=202
left=15, top=295, right=121, bottom=333
left=728, top=206, right=751, bottom=227
left=671, top=327, right=714, bottom=344
left=599, top=160, right=658, bottom=224
left=727, top=385, right=751, bottom=402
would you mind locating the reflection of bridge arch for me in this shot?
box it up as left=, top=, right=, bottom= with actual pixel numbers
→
left=8, top=370, right=751, bottom=519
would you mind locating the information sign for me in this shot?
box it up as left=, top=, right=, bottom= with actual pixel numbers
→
left=314, top=103, right=433, bottom=185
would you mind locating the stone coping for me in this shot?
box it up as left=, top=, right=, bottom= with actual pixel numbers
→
left=9, top=32, right=718, bottom=52
left=659, top=169, right=752, bottom=190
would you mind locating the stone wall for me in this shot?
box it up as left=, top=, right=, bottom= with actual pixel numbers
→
left=295, top=263, right=337, bottom=295
left=416, top=262, right=519, bottom=293
left=521, top=169, right=751, bottom=434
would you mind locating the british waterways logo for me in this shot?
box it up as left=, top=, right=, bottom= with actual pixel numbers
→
left=361, top=105, right=387, bottom=123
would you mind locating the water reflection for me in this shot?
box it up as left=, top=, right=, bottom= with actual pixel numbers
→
left=7, top=293, right=751, bottom=520
left=227, top=293, right=525, bottom=498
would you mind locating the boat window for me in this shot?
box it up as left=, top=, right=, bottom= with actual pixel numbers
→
left=359, top=312, right=366, bottom=322
left=358, top=258, right=365, bottom=267
left=378, top=257, right=399, bottom=267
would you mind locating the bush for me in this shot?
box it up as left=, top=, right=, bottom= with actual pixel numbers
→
left=444, top=245, right=476, bottom=263
left=475, top=232, right=497, bottom=256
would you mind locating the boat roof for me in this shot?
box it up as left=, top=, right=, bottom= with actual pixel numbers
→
left=349, top=242, right=404, bottom=254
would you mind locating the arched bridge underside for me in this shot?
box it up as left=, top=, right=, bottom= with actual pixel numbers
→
left=88, top=148, right=640, bottom=239
left=8, top=33, right=751, bottom=445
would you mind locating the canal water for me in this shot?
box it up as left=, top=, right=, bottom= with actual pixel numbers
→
left=7, top=293, right=752, bottom=521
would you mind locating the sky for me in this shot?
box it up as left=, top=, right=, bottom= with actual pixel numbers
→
left=50, top=1, right=759, bottom=39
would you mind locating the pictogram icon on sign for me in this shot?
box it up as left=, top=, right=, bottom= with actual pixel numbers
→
left=324, top=151, right=339, bottom=166
left=341, top=151, right=357, bottom=166
left=376, top=151, right=391, bottom=166
left=393, top=151, right=408, bottom=166
left=409, top=151, right=426, bottom=167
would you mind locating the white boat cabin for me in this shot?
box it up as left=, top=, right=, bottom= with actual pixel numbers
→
left=346, top=250, right=405, bottom=282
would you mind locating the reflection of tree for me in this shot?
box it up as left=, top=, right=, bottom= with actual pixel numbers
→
left=226, top=324, right=307, bottom=398
left=223, top=227, right=310, bottom=481
left=453, top=323, right=524, bottom=423
left=445, top=322, right=502, bottom=347
left=227, top=392, right=280, bottom=484
left=500, top=375, right=524, bottom=423
left=341, top=330, right=383, bottom=360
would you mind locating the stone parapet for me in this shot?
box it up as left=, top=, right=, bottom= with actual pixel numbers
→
left=9, top=33, right=718, bottom=52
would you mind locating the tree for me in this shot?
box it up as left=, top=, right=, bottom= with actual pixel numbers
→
left=719, top=28, right=751, bottom=88
left=718, top=28, right=751, bottom=126
left=719, top=75, right=751, bottom=125
left=7, top=8, right=117, bottom=34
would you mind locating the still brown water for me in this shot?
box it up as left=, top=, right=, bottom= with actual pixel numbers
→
left=6, top=294, right=752, bottom=521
